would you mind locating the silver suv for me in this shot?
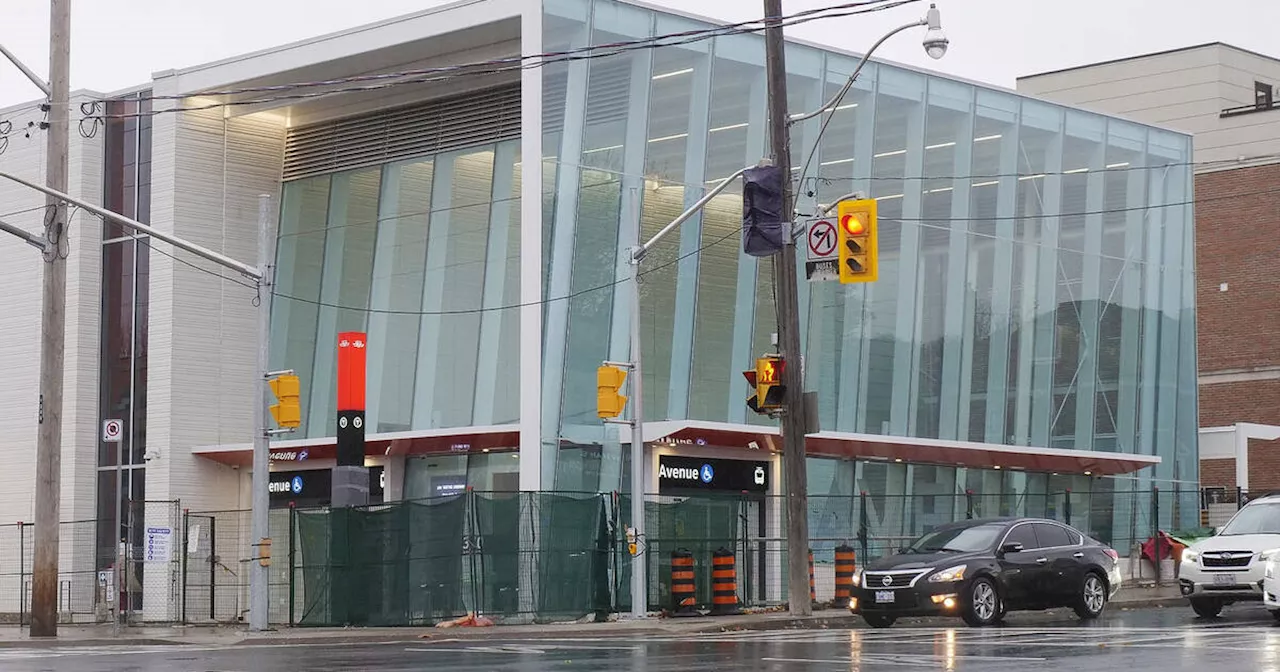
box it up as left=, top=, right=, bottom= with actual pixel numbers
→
left=1179, top=494, right=1280, bottom=617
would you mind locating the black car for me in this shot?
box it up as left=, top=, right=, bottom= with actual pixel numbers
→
left=851, top=517, right=1122, bottom=627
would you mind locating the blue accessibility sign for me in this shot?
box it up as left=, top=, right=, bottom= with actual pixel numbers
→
left=700, top=464, right=714, bottom=484
left=291, top=475, right=304, bottom=494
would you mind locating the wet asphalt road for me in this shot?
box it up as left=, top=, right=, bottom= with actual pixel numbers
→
left=4, top=604, right=1280, bottom=671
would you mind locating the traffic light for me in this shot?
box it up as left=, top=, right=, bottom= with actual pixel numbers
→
left=744, top=355, right=785, bottom=414
left=268, top=374, right=302, bottom=429
left=837, top=198, right=878, bottom=284
left=742, top=164, right=786, bottom=257
left=597, top=365, right=629, bottom=419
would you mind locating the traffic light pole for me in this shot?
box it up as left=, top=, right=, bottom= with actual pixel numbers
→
left=762, top=0, right=813, bottom=618
left=614, top=169, right=748, bottom=618
left=249, top=194, right=277, bottom=631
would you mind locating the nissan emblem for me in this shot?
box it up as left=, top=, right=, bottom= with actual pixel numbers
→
left=882, top=575, right=893, bottom=587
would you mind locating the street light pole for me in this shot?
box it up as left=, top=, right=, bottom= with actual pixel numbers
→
left=761, top=0, right=812, bottom=618
left=761, top=0, right=947, bottom=618
left=31, top=0, right=70, bottom=638
left=616, top=169, right=748, bottom=618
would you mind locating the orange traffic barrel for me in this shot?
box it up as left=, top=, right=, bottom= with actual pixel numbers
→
left=710, top=547, right=741, bottom=616
left=671, top=549, right=699, bottom=617
left=833, top=544, right=857, bottom=608
left=808, top=550, right=817, bottom=604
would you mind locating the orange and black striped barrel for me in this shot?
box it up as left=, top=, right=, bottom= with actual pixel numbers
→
left=670, top=549, right=698, bottom=616
left=808, top=550, right=817, bottom=604
left=833, top=544, right=857, bottom=608
left=710, top=547, right=741, bottom=616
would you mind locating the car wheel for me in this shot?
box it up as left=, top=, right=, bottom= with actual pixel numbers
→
left=993, top=595, right=1008, bottom=624
left=1190, top=597, right=1223, bottom=619
left=961, top=577, right=1000, bottom=627
left=1073, top=571, right=1108, bottom=620
left=862, top=613, right=896, bottom=628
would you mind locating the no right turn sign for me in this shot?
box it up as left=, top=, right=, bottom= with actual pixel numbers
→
left=102, top=419, right=123, bottom=443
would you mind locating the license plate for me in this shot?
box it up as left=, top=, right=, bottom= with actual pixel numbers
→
left=875, top=591, right=895, bottom=604
left=1213, top=573, right=1236, bottom=586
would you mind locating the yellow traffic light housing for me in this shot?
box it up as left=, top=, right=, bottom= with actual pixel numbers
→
left=597, top=365, right=629, bottom=419
left=268, top=374, right=302, bottom=429
left=837, top=198, right=878, bottom=284
left=754, top=355, right=785, bottom=410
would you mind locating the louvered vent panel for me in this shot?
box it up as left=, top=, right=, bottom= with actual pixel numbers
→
left=282, top=84, right=520, bottom=181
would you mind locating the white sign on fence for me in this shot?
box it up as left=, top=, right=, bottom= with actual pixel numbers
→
left=144, top=526, right=172, bottom=563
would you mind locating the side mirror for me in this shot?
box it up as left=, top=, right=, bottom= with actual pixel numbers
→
left=998, top=542, right=1024, bottom=556
left=898, top=546, right=911, bottom=554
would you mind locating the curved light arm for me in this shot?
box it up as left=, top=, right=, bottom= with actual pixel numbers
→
left=788, top=18, right=926, bottom=127
left=791, top=19, right=925, bottom=212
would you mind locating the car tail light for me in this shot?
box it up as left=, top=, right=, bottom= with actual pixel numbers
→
left=1104, top=548, right=1119, bottom=561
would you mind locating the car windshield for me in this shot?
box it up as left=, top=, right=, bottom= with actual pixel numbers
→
left=906, top=523, right=1004, bottom=553
left=1219, top=503, right=1280, bottom=535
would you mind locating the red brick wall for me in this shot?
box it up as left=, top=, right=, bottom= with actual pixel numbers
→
left=1198, top=379, right=1280, bottom=427
left=1201, top=458, right=1235, bottom=489
left=1196, top=164, right=1280, bottom=373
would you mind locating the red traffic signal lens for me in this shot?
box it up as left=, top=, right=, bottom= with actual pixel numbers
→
left=840, top=213, right=866, bottom=236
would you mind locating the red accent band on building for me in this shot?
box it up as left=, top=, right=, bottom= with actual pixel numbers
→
left=337, top=331, right=367, bottom=411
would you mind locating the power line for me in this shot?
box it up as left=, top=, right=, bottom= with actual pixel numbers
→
left=0, top=203, right=54, bottom=220
left=882, top=180, right=1278, bottom=223
left=134, top=234, right=258, bottom=291
left=799, top=154, right=1280, bottom=192
left=82, top=0, right=920, bottom=121
left=102, top=0, right=913, bottom=106
left=272, top=224, right=746, bottom=316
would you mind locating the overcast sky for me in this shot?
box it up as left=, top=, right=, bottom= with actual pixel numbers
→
left=0, top=0, right=1277, bottom=108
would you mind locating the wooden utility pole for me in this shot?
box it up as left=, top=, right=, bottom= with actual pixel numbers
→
left=762, top=0, right=813, bottom=618
left=32, top=0, right=71, bottom=638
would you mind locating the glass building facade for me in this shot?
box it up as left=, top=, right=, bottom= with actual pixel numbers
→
left=268, top=0, right=1197, bottom=530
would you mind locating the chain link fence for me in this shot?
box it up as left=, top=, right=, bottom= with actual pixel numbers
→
left=0, top=487, right=1213, bottom=627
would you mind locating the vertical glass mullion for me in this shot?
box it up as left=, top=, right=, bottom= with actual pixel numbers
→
left=364, top=163, right=401, bottom=433
left=1028, top=113, right=1064, bottom=448
left=727, top=76, right=768, bottom=424
left=607, top=36, right=654, bottom=378
left=1154, top=138, right=1188, bottom=485
left=306, top=174, right=351, bottom=437
left=538, top=9, right=592, bottom=484
left=889, top=76, right=928, bottom=436
left=474, top=141, right=519, bottom=425
left=411, top=153, right=457, bottom=429
left=985, top=115, right=1019, bottom=444
left=1137, top=144, right=1168, bottom=463
left=1175, top=160, right=1198, bottom=494
left=843, top=69, right=878, bottom=434
left=664, top=42, right=713, bottom=421
left=790, top=54, right=825, bottom=359
left=1074, top=130, right=1107, bottom=451
left=1116, top=143, right=1147, bottom=450
left=938, top=88, right=975, bottom=440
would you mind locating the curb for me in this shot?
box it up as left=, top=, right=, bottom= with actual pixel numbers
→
left=0, top=638, right=183, bottom=650
left=0, top=598, right=1193, bottom=649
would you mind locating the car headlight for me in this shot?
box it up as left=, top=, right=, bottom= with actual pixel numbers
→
left=1182, top=549, right=1199, bottom=563
left=1267, top=561, right=1275, bottom=580
left=928, top=564, right=967, bottom=583
left=852, top=570, right=862, bottom=587
left=1260, top=549, right=1280, bottom=563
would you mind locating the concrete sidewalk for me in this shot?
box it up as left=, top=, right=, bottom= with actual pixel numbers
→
left=0, top=584, right=1188, bottom=648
